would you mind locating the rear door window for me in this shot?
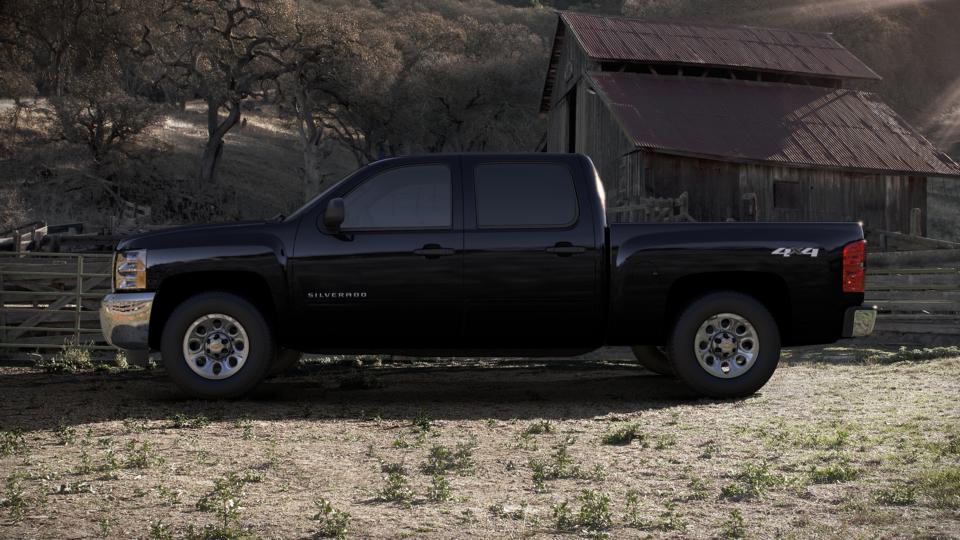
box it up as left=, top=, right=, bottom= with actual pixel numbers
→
left=474, top=163, right=578, bottom=228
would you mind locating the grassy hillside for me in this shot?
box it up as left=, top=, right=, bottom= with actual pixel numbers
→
left=0, top=100, right=358, bottom=232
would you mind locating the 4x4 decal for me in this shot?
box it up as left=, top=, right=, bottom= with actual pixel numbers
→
left=771, top=247, right=820, bottom=258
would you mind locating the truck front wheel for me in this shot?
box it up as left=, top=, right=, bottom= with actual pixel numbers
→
left=667, top=292, right=780, bottom=398
left=160, top=292, right=274, bottom=399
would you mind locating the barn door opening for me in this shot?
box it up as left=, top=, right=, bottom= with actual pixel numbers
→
left=566, top=87, right=577, bottom=153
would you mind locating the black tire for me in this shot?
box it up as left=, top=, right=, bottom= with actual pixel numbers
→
left=667, top=292, right=780, bottom=399
left=160, top=292, right=274, bottom=399
left=630, top=345, right=673, bottom=375
left=268, top=348, right=302, bottom=377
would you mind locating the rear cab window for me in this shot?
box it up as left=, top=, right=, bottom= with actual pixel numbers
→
left=473, top=163, right=578, bottom=228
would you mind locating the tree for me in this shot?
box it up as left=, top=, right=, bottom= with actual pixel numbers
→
left=0, top=68, right=37, bottom=140
left=282, top=2, right=549, bottom=172
left=140, top=0, right=290, bottom=185
left=51, top=65, right=161, bottom=163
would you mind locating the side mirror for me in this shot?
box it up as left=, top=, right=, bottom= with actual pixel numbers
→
left=323, top=198, right=345, bottom=232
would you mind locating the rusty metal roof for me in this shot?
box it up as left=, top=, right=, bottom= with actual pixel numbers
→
left=562, top=12, right=881, bottom=80
left=587, top=72, right=960, bottom=177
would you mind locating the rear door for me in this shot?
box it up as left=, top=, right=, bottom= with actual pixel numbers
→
left=288, top=158, right=463, bottom=350
left=461, top=156, right=601, bottom=348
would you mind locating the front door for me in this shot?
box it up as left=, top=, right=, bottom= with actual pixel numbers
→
left=461, top=157, right=601, bottom=349
left=289, top=158, right=463, bottom=351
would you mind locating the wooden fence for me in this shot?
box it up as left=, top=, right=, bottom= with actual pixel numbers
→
left=0, top=251, right=114, bottom=351
left=607, top=192, right=695, bottom=223
left=866, top=249, right=960, bottom=344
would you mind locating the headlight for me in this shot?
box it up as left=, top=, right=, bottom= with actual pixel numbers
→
left=114, top=250, right=147, bottom=291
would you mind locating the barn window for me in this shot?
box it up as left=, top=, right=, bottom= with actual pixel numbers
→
left=773, top=181, right=802, bottom=209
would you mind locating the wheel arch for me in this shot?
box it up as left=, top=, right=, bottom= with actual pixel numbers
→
left=148, top=271, right=277, bottom=350
left=664, top=272, right=791, bottom=341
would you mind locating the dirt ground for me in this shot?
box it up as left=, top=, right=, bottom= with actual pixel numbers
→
left=0, top=346, right=958, bottom=539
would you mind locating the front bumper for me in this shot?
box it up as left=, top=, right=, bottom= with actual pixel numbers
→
left=842, top=305, right=877, bottom=338
left=100, top=292, right=155, bottom=350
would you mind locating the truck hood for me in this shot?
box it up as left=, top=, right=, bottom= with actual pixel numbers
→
left=116, top=221, right=276, bottom=251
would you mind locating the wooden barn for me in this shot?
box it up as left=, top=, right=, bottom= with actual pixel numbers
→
left=540, top=12, right=960, bottom=233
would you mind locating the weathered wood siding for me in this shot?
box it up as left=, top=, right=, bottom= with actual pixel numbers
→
left=572, top=80, right=637, bottom=207
left=546, top=94, right=569, bottom=154
left=549, top=27, right=593, bottom=112
left=636, top=153, right=928, bottom=232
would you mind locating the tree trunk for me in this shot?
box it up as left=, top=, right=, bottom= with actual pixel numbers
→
left=303, top=141, right=323, bottom=203
left=198, top=99, right=241, bottom=185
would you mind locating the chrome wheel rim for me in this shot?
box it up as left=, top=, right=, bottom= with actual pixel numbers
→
left=694, top=312, right=758, bottom=379
left=182, top=313, right=249, bottom=380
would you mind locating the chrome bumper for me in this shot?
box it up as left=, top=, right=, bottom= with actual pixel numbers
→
left=100, top=292, right=155, bottom=350
left=842, top=306, right=877, bottom=338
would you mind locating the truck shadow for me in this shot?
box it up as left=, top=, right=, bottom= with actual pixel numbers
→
left=0, top=357, right=712, bottom=432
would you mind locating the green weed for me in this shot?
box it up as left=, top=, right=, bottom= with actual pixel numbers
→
left=427, top=474, right=453, bottom=502
left=35, top=340, right=93, bottom=373
left=553, top=489, right=612, bottom=539
left=921, top=467, right=960, bottom=509
left=376, top=463, right=414, bottom=504
left=54, top=420, right=77, bottom=445
left=313, top=497, right=350, bottom=539
left=1, top=473, right=28, bottom=521
left=170, top=413, right=210, bottom=429
left=420, top=441, right=476, bottom=475
left=0, top=430, right=27, bottom=457
left=600, top=422, right=645, bottom=446
left=721, top=509, right=748, bottom=539
left=523, top=420, right=555, bottom=435
left=721, top=462, right=784, bottom=501
left=874, top=483, right=917, bottom=506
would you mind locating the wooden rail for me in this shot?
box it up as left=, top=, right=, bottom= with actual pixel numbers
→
left=0, top=252, right=114, bottom=350
left=866, top=250, right=960, bottom=343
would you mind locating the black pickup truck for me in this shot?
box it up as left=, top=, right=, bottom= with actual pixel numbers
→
left=101, top=153, right=876, bottom=399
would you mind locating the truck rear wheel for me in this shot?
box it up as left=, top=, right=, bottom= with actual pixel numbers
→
left=160, top=292, right=274, bottom=399
left=667, top=292, right=780, bottom=398
left=630, top=345, right=673, bottom=375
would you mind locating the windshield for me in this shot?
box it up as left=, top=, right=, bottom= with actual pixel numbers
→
left=283, top=170, right=356, bottom=222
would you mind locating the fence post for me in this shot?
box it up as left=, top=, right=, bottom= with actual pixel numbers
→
left=75, top=255, right=83, bottom=344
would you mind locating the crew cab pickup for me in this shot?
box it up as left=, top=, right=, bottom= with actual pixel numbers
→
left=101, top=153, right=876, bottom=399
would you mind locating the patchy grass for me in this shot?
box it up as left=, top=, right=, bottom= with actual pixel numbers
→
left=0, top=345, right=957, bottom=538
left=600, top=422, right=645, bottom=446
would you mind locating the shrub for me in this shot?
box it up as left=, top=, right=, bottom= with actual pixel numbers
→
left=0, top=430, right=27, bottom=457
left=421, top=441, right=476, bottom=475
left=376, top=463, right=414, bottom=504
left=721, top=509, right=748, bottom=539
left=721, top=462, right=784, bottom=501
left=427, top=474, right=453, bottom=502
left=313, top=498, right=350, bottom=539
left=600, top=422, right=645, bottom=446
left=35, top=340, right=93, bottom=373
left=874, top=483, right=917, bottom=506
left=553, top=490, right=612, bottom=538
left=523, top=420, right=555, bottom=435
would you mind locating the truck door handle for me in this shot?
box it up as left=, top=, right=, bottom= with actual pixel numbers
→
left=413, top=244, right=455, bottom=258
left=546, top=242, right=587, bottom=256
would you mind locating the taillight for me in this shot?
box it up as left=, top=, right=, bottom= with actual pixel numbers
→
left=842, top=240, right=866, bottom=293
